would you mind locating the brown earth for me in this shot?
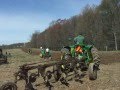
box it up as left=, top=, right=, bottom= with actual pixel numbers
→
left=0, top=49, right=120, bottom=90
left=21, top=48, right=120, bottom=64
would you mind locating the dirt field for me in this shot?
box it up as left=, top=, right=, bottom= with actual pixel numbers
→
left=0, top=49, right=120, bottom=90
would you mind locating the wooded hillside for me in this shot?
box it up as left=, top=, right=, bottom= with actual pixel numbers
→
left=30, top=0, right=120, bottom=51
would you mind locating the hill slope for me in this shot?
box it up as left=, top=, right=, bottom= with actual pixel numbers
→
left=0, top=49, right=120, bottom=90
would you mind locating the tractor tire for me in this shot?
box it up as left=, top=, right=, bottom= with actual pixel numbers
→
left=91, top=47, right=100, bottom=67
left=88, top=63, right=97, bottom=80
left=40, top=53, right=43, bottom=58
left=61, top=48, right=71, bottom=60
left=0, top=82, right=17, bottom=90
left=64, top=54, right=71, bottom=60
left=61, top=48, right=70, bottom=55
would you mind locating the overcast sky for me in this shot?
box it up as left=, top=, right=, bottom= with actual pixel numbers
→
left=0, top=0, right=101, bottom=45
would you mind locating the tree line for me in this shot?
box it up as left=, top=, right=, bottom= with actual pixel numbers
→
left=0, top=43, right=24, bottom=49
left=29, top=0, right=120, bottom=51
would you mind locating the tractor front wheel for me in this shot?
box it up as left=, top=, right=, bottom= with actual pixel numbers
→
left=88, top=63, right=97, bottom=80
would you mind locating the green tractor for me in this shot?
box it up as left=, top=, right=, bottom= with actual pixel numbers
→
left=40, top=48, right=52, bottom=59
left=0, top=49, right=8, bottom=64
left=60, top=35, right=100, bottom=80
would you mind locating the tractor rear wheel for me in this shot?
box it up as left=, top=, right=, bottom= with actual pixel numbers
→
left=91, top=47, right=100, bottom=67
left=61, top=48, right=71, bottom=60
left=88, top=63, right=97, bottom=80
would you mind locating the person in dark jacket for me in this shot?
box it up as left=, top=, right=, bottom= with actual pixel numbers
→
left=0, top=49, right=8, bottom=63
left=0, top=49, right=3, bottom=58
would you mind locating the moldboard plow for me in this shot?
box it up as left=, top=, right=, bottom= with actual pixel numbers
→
left=0, top=58, right=99, bottom=90
left=0, top=35, right=100, bottom=90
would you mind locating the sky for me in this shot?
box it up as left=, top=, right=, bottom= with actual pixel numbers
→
left=0, top=0, right=101, bottom=45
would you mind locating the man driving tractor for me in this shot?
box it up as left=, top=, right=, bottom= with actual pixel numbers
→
left=74, top=35, right=100, bottom=65
left=61, top=35, right=100, bottom=80
left=74, top=35, right=85, bottom=60
left=74, top=35, right=85, bottom=45
left=69, top=35, right=85, bottom=58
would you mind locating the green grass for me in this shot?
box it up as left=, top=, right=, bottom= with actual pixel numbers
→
left=3, top=49, right=41, bottom=65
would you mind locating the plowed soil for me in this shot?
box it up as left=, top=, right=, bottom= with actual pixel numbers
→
left=0, top=49, right=120, bottom=90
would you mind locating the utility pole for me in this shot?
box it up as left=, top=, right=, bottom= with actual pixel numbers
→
left=105, top=46, right=108, bottom=51
left=113, top=32, right=118, bottom=50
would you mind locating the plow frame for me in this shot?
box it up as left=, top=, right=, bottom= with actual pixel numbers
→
left=0, top=58, right=98, bottom=90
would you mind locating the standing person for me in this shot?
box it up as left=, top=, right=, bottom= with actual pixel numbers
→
left=0, top=48, right=7, bottom=63
left=45, top=48, right=49, bottom=53
left=40, top=47, right=43, bottom=51
left=40, top=47, right=45, bottom=58
left=0, top=49, right=3, bottom=58
left=28, top=49, right=32, bottom=54
left=45, top=48, right=51, bottom=59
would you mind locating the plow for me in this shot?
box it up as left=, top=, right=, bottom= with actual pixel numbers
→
left=0, top=35, right=100, bottom=90
left=0, top=58, right=99, bottom=90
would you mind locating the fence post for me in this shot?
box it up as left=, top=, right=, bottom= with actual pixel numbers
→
left=105, top=46, right=108, bottom=51
left=113, top=32, right=118, bottom=50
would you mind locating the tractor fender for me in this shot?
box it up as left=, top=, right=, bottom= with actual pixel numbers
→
left=85, top=45, right=93, bottom=51
left=61, top=47, right=71, bottom=54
